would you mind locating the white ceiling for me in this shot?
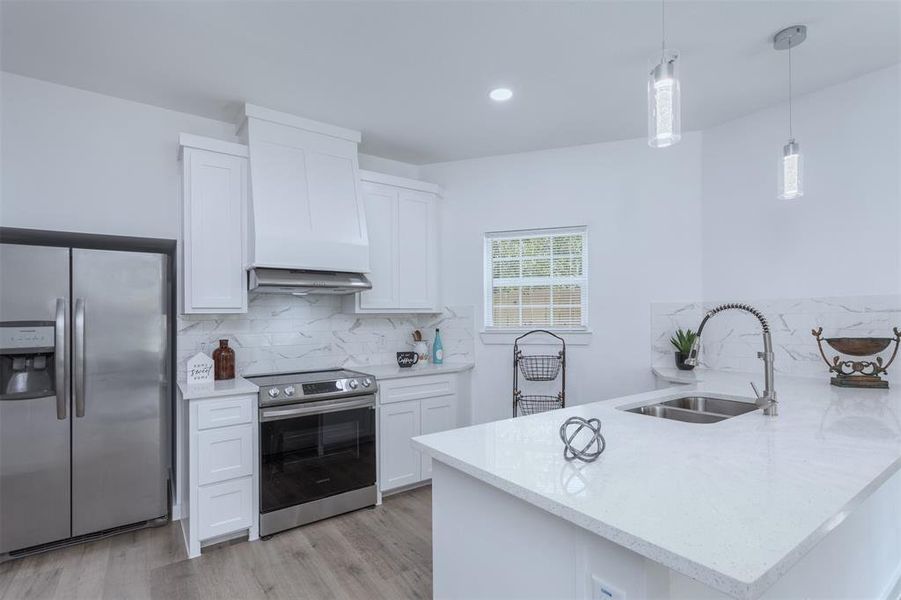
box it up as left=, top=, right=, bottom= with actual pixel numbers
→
left=2, top=1, right=899, bottom=164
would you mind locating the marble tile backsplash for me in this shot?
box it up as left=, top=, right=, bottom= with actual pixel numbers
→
left=177, top=295, right=474, bottom=378
left=652, top=295, right=901, bottom=382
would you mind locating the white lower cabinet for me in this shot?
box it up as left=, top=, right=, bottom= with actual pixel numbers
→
left=182, top=392, right=258, bottom=558
left=380, top=401, right=422, bottom=489
left=420, top=396, right=457, bottom=480
left=197, top=478, right=253, bottom=541
left=378, top=375, right=458, bottom=492
left=197, top=424, right=253, bottom=486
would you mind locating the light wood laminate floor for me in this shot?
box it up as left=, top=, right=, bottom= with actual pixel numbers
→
left=0, top=487, right=432, bottom=600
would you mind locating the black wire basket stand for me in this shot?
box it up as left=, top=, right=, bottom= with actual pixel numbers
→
left=513, top=330, right=566, bottom=417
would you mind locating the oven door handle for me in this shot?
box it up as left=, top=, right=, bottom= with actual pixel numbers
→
left=260, top=396, right=375, bottom=422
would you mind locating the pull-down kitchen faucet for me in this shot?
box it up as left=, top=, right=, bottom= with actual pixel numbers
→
left=684, top=303, right=778, bottom=416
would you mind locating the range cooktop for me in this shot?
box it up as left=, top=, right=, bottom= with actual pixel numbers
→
left=247, top=368, right=376, bottom=407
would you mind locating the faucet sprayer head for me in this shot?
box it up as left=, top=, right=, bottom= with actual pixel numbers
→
left=683, top=337, right=701, bottom=366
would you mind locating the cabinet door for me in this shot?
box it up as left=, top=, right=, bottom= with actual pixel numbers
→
left=420, top=394, right=458, bottom=480
left=183, top=148, right=247, bottom=313
left=379, top=400, right=421, bottom=491
left=397, top=190, right=438, bottom=309
left=197, top=424, right=254, bottom=486
left=197, top=477, right=253, bottom=541
left=359, top=182, right=399, bottom=309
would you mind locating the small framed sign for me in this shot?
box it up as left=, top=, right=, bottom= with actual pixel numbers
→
left=186, top=352, right=214, bottom=385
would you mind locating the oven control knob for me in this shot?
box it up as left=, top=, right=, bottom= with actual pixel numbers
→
left=361, top=378, right=372, bottom=388
left=267, top=388, right=280, bottom=399
left=347, top=379, right=359, bottom=390
left=284, top=385, right=295, bottom=397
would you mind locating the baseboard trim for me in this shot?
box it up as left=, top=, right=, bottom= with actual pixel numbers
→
left=382, top=480, right=431, bottom=497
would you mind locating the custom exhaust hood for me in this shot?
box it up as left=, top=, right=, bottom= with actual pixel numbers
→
left=238, top=104, right=371, bottom=295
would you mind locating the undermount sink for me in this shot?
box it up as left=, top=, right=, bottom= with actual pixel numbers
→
left=620, top=395, right=759, bottom=424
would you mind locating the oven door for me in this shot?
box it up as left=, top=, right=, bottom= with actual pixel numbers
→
left=259, top=395, right=376, bottom=514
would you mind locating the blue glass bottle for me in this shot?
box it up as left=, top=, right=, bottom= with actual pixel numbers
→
left=432, top=328, right=444, bottom=365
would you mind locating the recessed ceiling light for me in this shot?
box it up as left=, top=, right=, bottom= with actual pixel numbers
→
left=489, top=88, right=513, bottom=102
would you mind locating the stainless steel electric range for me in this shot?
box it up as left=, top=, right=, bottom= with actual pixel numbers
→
left=247, top=369, right=377, bottom=537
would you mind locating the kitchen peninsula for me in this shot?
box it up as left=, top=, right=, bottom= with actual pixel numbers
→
left=413, top=371, right=901, bottom=599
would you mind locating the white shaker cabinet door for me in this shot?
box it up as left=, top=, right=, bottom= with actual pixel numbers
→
left=419, top=394, right=458, bottom=480
left=197, top=477, right=253, bottom=541
left=197, top=424, right=254, bottom=486
left=359, top=182, right=399, bottom=309
left=348, top=171, right=441, bottom=314
left=397, top=190, right=438, bottom=310
left=181, top=146, right=248, bottom=314
left=379, top=400, right=421, bottom=491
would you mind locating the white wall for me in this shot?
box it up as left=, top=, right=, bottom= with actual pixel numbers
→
left=358, top=153, right=421, bottom=180
left=421, top=135, right=704, bottom=423
left=0, top=72, right=237, bottom=239
left=701, top=64, right=901, bottom=300
left=0, top=72, right=423, bottom=239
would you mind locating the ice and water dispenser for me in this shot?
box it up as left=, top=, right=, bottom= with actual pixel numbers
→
left=0, top=323, right=56, bottom=399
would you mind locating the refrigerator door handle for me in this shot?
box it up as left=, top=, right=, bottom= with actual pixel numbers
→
left=54, top=298, right=67, bottom=420
left=74, top=298, right=86, bottom=418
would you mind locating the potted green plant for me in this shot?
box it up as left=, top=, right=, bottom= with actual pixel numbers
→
left=670, top=328, right=698, bottom=371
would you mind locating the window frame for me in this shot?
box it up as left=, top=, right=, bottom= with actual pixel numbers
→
left=482, top=226, right=589, bottom=332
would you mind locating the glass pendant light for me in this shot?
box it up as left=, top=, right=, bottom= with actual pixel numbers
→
left=774, top=25, right=807, bottom=200
left=648, top=0, right=681, bottom=148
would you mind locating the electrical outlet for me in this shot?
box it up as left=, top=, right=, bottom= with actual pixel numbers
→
left=591, top=575, right=626, bottom=600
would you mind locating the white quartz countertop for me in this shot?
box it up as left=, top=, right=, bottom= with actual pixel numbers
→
left=412, top=370, right=901, bottom=599
left=361, top=362, right=474, bottom=380
left=177, top=376, right=259, bottom=400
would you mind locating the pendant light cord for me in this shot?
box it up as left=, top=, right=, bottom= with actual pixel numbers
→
left=660, top=0, right=666, bottom=61
left=788, top=38, right=793, bottom=140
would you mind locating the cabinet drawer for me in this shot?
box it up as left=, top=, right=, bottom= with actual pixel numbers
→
left=379, top=375, right=456, bottom=405
left=196, top=395, right=253, bottom=430
left=198, top=477, right=252, bottom=541
left=198, top=424, right=253, bottom=485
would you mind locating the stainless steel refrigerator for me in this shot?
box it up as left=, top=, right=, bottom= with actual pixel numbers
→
left=0, top=241, right=170, bottom=555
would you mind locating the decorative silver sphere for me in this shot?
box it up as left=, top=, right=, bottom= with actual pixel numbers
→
left=559, top=416, right=606, bottom=462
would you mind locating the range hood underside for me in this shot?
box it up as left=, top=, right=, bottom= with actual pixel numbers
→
left=249, top=268, right=371, bottom=295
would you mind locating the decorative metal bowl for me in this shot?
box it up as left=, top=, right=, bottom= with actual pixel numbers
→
left=812, top=327, right=900, bottom=389
left=824, top=337, right=893, bottom=357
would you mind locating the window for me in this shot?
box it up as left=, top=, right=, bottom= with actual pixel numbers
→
left=484, top=227, right=588, bottom=330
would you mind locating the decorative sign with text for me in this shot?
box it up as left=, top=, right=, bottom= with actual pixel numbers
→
left=186, top=352, right=214, bottom=385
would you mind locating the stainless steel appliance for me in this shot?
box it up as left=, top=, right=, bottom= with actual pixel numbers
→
left=249, top=369, right=377, bottom=537
left=248, top=268, right=371, bottom=295
left=0, top=240, right=171, bottom=556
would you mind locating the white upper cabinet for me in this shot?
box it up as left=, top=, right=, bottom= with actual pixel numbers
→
left=360, top=183, right=399, bottom=308
left=179, top=134, right=249, bottom=314
left=238, top=105, right=369, bottom=273
left=349, top=171, right=440, bottom=314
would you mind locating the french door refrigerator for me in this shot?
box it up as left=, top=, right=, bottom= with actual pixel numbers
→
left=0, top=242, right=170, bottom=555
